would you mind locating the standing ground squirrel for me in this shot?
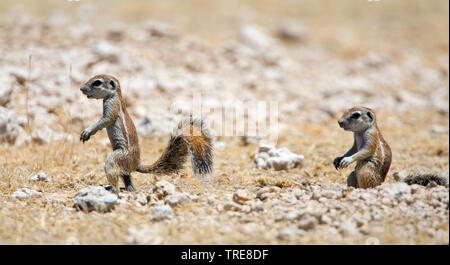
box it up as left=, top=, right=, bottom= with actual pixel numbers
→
left=79, top=74, right=214, bottom=193
left=333, top=106, right=392, bottom=189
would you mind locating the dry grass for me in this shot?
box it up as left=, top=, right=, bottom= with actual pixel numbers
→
left=0, top=109, right=447, bottom=244
left=0, top=0, right=448, bottom=61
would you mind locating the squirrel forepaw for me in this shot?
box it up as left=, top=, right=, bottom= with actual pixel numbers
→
left=80, top=128, right=92, bottom=143
left=333, top=157, right=343, bottom=170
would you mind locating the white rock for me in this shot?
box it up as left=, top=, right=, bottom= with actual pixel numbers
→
left=278, top=20, right=307, bottom=42
left=251, top=200, right=264, bottom=211
left=165, top=192, right=191, bottom=206
left=393, top=171, right=407, bottom=182
left=379, top=182, right=411, bottom=201
left=136, top=114, right=177, bottom=137
left=429, top=86, right=449, bottom=114
left=214, top=141, right=226, bottom=149
left=30, top=172, right=49, bottom=182
left=338, top=220, right=360, bottom=236
left=36, top=95, right=63, bottom=112
left=135, top=192, right=150, bottom=206
left=254, top=144, right=304, bottom=170
left=73, top=186, right=118, bottom=213
left=153, top=180, right=176, bottom=199
left=143, top=20, right=178, bottom=38
left=124, top=226, right=164, bottom=244
left=0, top=78, right=13, bottom=107
left=31, top=127, right=62, bottom=145
left=150, top=205, right=174, bottom=221
left=429, top=125, right=449, bottom=134
left=297, top=215, right=318, bottom=231
left=107, top=23, right=125, bottom=41
left=91, top=41, right=121, bottom=63
left=12, top=188, right=42, bottom=200
left=241, top=135, right=261, bottom=145
left=233, top=189, right=252, bottom=204
left=240, top=24, right=274, bottom=51
left=223, top=202, right=240, bottom=212
left=0, top=107, right=25, bottom=145
left=277, top=225, right=305, bottom=240
left=6, top=66, right=39, bottom=85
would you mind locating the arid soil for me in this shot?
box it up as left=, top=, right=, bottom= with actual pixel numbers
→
left=0, top=0, right=448, bottom=244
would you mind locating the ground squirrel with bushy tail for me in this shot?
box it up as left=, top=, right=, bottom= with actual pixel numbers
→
left=333, top=106, right=391, bottom=188
left=79, top=74, right=214, bottom=193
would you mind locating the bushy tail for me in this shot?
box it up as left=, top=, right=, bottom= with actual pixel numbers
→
left=136, top=118, right=214, bottom=175
left=393, top=171, right=449, bottom=186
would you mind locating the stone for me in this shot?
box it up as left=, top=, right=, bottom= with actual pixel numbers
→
left=165, top=192, right=192, bottom=206
left=240, top=24, right=274, bottom=51
left=278, top=20, right=307, bottom=42
left=379, top=183, right=411, bottom=202
left=153, top=180, right=176, bottom=200
left=393, top=171, right=407, bottom=182
left=254, top=144, right=304, bottom=170
left=297, top=215, right=318, bottom=230
left=136, top=192, right=150, bottom=206
left=91, top=41, right=121, bottom=63
left=12, top=188, right=42, bottom=200
left=214, top=141, right=226, bottom=149
left=107, top=23, right=125, bottom=41
left=0, top=107, right=24, bottom=144
left=150, top=205, right=174, bottom=221
left=233, top=189, right=252, bottom=204
left=0, top=80, right=13, bottom=107
left=124, top=226, right=164, bottom=244
left=429, top=87, right=449, bottom=114
left=143, top=20, right=178, bottom=38
left=30, top=172, right=49, bottom=182
left=73, top=186, right=118, bottom=213
left=136, top=112, right=177, bottom=137
left=338, top=220, right=360, bottom=237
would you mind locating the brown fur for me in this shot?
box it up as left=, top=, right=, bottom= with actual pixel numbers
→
left=334, top=106, right=392, bottom=189
left=137, top=118, right=214, bottom=175
left=80, top=74, right=214, bottom=193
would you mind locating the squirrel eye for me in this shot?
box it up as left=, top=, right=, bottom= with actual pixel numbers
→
left=109, top=80, right=116, bottom=90
left=92, top=80, right=102, bottom=87
left=350, top=113, right=361, bottom=119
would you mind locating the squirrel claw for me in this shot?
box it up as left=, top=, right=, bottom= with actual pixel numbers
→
left=80, top=129, right=91, bottom=143
left=333, top=157, right=342, bottom=170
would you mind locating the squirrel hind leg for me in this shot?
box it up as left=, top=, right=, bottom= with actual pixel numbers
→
left=120, top=172, right=136, bottom=192
left=356, top=163, right=384, bottom=189
left=105, top=150, right=134, bottom=193
left=106, top=171, right=120, bottom=194
left=347, top=171, right=359, bottom=188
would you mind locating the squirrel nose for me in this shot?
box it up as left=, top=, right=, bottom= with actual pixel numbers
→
left=80, top=86, right=90, bottom=93
left=338, top=120, right=344, bottom=128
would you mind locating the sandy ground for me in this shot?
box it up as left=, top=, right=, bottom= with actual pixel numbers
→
left=0, top=0, right=448, bottom=244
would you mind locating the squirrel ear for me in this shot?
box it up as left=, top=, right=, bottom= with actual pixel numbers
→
left=366, top=112, right=373, bottom=122
left=109, top=80, right=116, bottom=90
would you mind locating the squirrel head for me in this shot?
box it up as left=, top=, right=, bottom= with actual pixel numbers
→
left=80, top=74, right=121, bottom=99
left=338, top=106, right=376, bottom=133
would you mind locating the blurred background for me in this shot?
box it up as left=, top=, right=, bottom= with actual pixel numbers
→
left=1, top=0, right=448, bottom=61
left=0, top=0, right=448, bottom=157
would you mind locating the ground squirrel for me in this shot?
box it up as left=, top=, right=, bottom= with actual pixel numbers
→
left=80, top=74, right=214, bottom=193
left=333, top=106, right=392, bottom=189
